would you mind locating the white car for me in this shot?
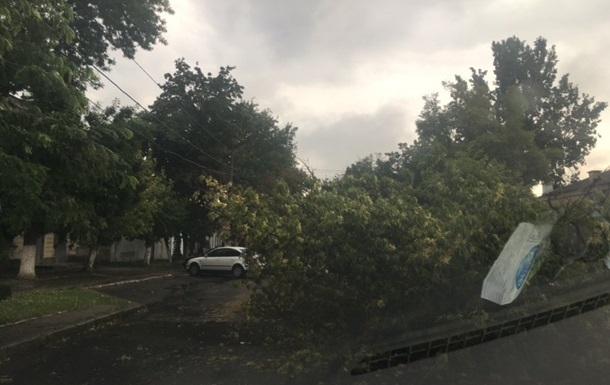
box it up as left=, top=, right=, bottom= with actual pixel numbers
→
left=184, top=246, right=249, bottom=278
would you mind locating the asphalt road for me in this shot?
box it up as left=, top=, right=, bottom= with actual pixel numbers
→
left=3, top=273, right=610, bottom=384
left=0, top=273, right=294, bottom=385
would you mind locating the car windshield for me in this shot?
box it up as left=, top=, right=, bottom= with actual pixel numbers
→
left=1, top=1, right=609, bottom=384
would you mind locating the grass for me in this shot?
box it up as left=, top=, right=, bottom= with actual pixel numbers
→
left=0, top=287, right=130, bottom=325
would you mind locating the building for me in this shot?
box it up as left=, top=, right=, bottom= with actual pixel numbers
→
left=9, top=235, right=171, bottom=264
left=540, top=169, right=610, bottom=202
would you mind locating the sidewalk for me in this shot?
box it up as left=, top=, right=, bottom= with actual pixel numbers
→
left=0, top=263, right=183, bottom=358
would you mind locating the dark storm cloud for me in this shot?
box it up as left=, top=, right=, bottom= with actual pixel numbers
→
left=91, top=0, right=610, bottom=176
left=197, top=0, right=490, bottom=85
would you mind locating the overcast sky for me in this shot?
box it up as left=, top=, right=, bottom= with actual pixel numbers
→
left=90, top=0, right=610, bottom=180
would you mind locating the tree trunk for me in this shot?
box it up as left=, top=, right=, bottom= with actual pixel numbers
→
left=183, top=234, right=190, bottom=257
left=164, top=238, right=172, bottom=263
left=143, top=243, right=152, bottom=266
left=173, top=234, right=182, bottom=259
left=85, top=245, right=97, bottom=272
left=17, top=232, right=38, bottom=279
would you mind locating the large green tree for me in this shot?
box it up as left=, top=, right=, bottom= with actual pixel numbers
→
left=412, top=37, right=606, bottom=186
left=205, top=155, right=542, bottom=365
left=121, top=157, right=186, bottom=265
left=0, top=0, right=172, bottom=278
left=0, top=0, right=88, bottom=277
left=148, top=59, right=304, bottom=252
left=65, top=105, right=146, bottom=271
left=66, top=105, right=185, bottom=270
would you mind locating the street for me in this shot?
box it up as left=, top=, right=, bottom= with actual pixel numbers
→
left=0, top=274, right=298, bottom=385
left=3, top=273, right=610, bottom=384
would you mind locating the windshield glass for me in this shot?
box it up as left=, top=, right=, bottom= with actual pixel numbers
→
left=1, top=1, right=609, bottom=384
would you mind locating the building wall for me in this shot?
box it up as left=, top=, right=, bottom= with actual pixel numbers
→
left=10, top=234, right=170, bottom=264
left=43, top=234, right=54, bottom=259
left=10, top=234, right=55, bottom=261
left=110, top=238, right=170, bottom=262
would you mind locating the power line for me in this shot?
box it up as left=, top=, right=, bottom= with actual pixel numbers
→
left=88, top=62, right=232, bottom=169
left=130, top=58, right=227, bottom=147
left=28, top=17, right=233, bottom=172
left=86, top=98, right=230, bottom=176
left=132, top=58, right=162, bottom=87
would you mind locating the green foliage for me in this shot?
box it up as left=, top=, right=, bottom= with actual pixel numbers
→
left=538, top=191, right=610, bottom=281
left=62, top=105, right=144, bottom=249
left=149, top=60, right=304, bottom=246
left=0, top=0, right=173, bottom=276
left=206, top=154, right=541, bottom=352
left=414, top=155, right=545, bottom=272
left=0, top=1, right=87, bottom=240
left=414, top=37, right=606, bottom=186
left=121, top=156, right=186, bottom=246
left=63, top=0, right=173, bottom=69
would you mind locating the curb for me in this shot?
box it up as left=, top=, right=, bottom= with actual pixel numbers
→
left=0, top=303, right=144, bottom=360
left=86, top=273, right=176, bottom=289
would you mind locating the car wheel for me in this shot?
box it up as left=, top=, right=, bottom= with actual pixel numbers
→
left=232, top=264, right=244, bottom=278
left=188, top=263, right=200, bottom=276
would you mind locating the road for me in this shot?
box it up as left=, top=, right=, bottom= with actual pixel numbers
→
left=3, top=273, right=610, bottom=384
left=0, top=273, right=297, bottom=385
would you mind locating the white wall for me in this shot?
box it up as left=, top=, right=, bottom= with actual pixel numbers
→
left=110, top=239, right=170, bottom=262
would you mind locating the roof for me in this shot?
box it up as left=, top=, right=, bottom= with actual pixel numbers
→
left=542, top=169, right=610, bottom=200
left=212, top=246, right=246, bottom=251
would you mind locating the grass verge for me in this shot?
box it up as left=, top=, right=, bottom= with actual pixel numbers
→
left=0, top=288, right=130, bottom=325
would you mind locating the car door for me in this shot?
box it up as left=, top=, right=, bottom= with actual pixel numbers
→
left=218, top=248, right=242, bottom=271
left=202, top=248, right=226, bottom=270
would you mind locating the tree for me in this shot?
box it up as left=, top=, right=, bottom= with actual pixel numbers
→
left=0, top=0, right=89, bottom=278
left=492, top=37, right=607, bottom=185
left=413, top=37, right=606, bottom=186
left=0, top=0, right=172, bottom=278
left=64, top=105, right=185, bottom=270
left=49, top=105, right=140, bottom=271
left=148, top=59, right=303, bottom=251
left=121, top=157, right=186, bottom=265
left=204, top=155, right=542, bottom=366
left=62, top=0, right=173, bottom=70
left=539, top=188, right=610, bottom=281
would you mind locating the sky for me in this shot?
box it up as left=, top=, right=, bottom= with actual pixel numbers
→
left=90, top=0, right=610, bottom=180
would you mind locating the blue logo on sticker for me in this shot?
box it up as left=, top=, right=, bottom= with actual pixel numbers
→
left=515, top=245, right=540, bottom=289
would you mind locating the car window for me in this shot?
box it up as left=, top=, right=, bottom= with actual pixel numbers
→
left=207, top=249, right=224, bottom=257
left=226, top=249, right=241, bottom=257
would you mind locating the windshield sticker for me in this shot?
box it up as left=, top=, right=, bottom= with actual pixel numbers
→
left=515, top=245, right=540, bottom=289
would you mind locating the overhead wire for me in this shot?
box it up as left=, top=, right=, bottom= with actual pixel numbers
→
left=108, top=58, right=353, bottom=179
left=21, top=16, right=348, bottom=179
left=88, top=63, right=232, bottom=169
left=85, top=98, right=230, bottom=176
left=28, top=16, right=234, bottom=174
left=131, top=58, right=162, bottom=87
left=130, top=58, right=228, bottom=147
